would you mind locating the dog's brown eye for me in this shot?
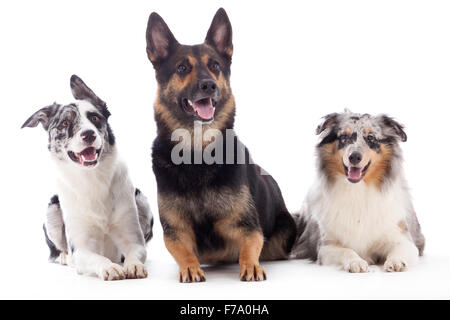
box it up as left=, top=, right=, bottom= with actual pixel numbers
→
left=91, top=115, right=99, bottom=123
left=177, top=64, right=187, bottom=74
left=211, top=61, right=220, bottom=71
left=60, top=120, right=70, bottom=128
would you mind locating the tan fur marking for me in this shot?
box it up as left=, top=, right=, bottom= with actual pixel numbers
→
left=164, top=235, right=197, bottom=265
left=323, top=239, right=343, bottom=247
left=364, top=127, right=372, bottom=135
left=164, top=236, right=205, bottom=282
left=363, top=144, right=393, bottom=189
left=398, top=220, right=408, bottom=234
left=201, top=54, right=219, bottom=81
left=158, top=194, right=205, bottom=282
left=344, top=127, right=351, bottom=135
left=187, top=56, right=197, bottom=66
left=320, top=141, right=346, bottom=183
left=239, top=232, right=266, bottom=281
left=201, top=54, right=209, bottom=67
left=239, top=232, right=264, bottom=264
left=154, top=92, right=182, bottom=133
left=224, top=47, right=233, bottom=57
left=210, top=93, right=235, bottom=131
left=164, top=71, right=196, bottom=98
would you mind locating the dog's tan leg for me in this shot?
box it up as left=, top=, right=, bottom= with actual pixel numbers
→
left=238, top=231, right=266, bottom=281
left=164, top=235, right=205, bottom=283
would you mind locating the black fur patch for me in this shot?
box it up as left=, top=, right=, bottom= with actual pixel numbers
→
left=106, top=123, right=115, bottom=145
left=43, top=224, right=61, bottom=261
left=49, top=194, right=59, bottom=205
left=318, top=130, right=338, bottom=147
left=145, top=216, right=154, bottom=242
left=149, top=9, right=297, bottom=262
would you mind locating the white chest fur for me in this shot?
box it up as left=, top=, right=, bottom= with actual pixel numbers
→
left=53, top=150, right=122, bottom=232
left=310, top=175, right=409, bottom=258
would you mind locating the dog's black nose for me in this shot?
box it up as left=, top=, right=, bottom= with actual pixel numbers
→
left=81, top=130, right=96, bottom=144
left=349, top=152, right=362, bottom=165
left=198, top=79, right=217, bottom=95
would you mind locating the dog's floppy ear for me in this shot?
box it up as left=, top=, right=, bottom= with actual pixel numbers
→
left=205, top=8, right=233, bottom=61
left=21, top=103, right=59, bottom=130
left=146, top=12, right=179, bottom=64
left=316, top=113, right=339, bottom=135
left=70, top=74, right=110, bottom=118
left=380, top=115, right=407, bottom=142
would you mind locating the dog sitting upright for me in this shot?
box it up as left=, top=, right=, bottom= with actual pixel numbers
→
left=22, top=75, right=153, bottom=280
left=291, top=110, right=425, bottom=272
left=146, top=8, right=297, bottom=282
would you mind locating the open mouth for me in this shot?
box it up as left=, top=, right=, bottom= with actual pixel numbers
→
left=68, top=147, right=100, bottom=167
left=344, top=161, right=371, bottom=183
left=182, top=97, right=216, bottom=121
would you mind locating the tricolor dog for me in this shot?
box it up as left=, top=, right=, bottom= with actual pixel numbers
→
left=22, top=75, right=153, bottom=280
left=146, top=8, right=297, bottom=282
left=291, top=110, right=425, bottom=272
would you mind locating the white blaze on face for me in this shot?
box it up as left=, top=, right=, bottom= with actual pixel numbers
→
left=67, top=101, right=103, bottom=162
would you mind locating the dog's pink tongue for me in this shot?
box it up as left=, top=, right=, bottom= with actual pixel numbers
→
left=80, top=147, right=96, bottom=161
left=193, top=98, right=215, bottom=120
left=349, top=167, right=362, bottom=180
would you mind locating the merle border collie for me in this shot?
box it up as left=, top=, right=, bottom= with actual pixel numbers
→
left=22, top=75, right=153, bottom=280
left=291, top=110, right=425, bottom=272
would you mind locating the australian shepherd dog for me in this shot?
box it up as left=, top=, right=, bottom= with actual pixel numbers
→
left=291, top=110, right=425, bottom=272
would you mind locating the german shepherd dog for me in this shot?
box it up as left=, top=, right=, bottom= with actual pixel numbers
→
left=146, top=8, right=297, bottom=282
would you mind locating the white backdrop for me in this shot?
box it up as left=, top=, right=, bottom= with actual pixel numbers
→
left=1, top=0, right=449, bottom=299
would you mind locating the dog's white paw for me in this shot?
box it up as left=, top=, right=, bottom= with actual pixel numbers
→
left=57, top=252, right=68, bottom=265
left=384, top=258, right=408, bottom=272
left=124, top=262, right=148, bottom=279
left=100, top=263, right=126, bottom=281
left=345, top=259, right=369, bottom=273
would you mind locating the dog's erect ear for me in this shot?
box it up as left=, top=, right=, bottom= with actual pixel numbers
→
left=70, top=75, right=110, bottom=118
left=21, top=103, right=59, bottom=130
left=205, top=8, right=233, bottom=60
left=146, top=12, right=179, bottom=64
left=316, top=113, right=339, bottom=135
left=380, top=115, right=407, bottom=142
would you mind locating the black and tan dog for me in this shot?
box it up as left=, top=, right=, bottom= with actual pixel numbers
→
left=146, top=8, right=297, bottom=282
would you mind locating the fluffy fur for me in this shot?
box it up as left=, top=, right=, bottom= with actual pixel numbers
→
left=291, top=110, right=425, bottom=272
left=22, top=75, right=153, bottom=280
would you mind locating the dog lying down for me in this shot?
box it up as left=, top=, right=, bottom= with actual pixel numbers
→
left=22, top=75, right=153, bottom=280
left=291, top=110, right=425, bottom=272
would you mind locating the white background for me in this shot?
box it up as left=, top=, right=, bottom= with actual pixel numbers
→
left=1, top=0, right=449, bottom=299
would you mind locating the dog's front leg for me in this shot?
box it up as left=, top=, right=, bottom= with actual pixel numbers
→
left=383, top=238, right=419, bottom=272
left=67, top=219, right=126, bottom=280
left=164, top=234, right=205, bottom=283
left=110, top=218, right=148, bottom=279
left=318, top=243, right=369, bottom=273
left=238, top=231, right=266, bottom=281
left=72, top=248, right=125, bottom=280
left=121, top=244, right=148, bottom=279
left=69, top=230, right=126, bottom=281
